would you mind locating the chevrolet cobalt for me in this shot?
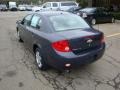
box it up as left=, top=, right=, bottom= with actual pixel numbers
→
left=16, top=11, right=105, bottom=71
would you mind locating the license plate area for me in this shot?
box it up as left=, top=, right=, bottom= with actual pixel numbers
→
left=70, top=36, right=101, bottom=55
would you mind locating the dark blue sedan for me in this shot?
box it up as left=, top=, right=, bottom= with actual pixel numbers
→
left=16, top=11, right=105, bottom=71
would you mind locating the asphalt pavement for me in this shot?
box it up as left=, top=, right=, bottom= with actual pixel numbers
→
left=0, top=11, right=120, bottom=90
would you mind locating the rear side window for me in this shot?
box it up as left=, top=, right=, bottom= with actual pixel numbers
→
left=61, top=2, right=77, bottom=6
left=53, top=3, right=58, bottom=7
left=30, top=15, right=40, bottom=28
left=22, top=14, right=33, bottom=26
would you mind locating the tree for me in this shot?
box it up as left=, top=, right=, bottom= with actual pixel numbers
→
left=30, top=0, right=39, bottom=4
left=76, top=0, right=88, bottom=7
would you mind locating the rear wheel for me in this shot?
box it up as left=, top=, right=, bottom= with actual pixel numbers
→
left=91, top=18, right=96, bottom=25
left=111, top=17, right=115, bottom=23
left=35, top=10, right=39, bottom=12
left=35, top=48, right=48, bottom=70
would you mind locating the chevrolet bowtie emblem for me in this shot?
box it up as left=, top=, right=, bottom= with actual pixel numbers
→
left=86, top=39, right=93, bottom=43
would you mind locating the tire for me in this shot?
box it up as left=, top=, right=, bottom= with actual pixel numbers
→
left=35, top=10, right=39, bottom=12
left=111, top=17, right=115, bottom=23
left=17, top=30, right=23, bottom=42
left=35, top=48, right=48, bottom=71
left=91, top=18, right=96, bottom=25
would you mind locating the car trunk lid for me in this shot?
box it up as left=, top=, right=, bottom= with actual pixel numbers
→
left=56, top=29, right=103, bottom=54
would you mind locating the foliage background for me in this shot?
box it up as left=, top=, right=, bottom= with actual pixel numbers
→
left=76, top=0, right=88, bottom=7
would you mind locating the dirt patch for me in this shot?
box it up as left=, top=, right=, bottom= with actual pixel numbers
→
left=0, top=78, right=2, bottom=82
left=4, top=70, right=17, bottom=77
left=18, top=82, right=24, bottom=87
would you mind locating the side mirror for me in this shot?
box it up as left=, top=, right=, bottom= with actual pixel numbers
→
left=36, top=25, right=40, bottom=29
left=16, top=20, right=22, bottom=24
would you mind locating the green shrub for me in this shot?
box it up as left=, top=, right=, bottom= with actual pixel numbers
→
left=111, top=12, right=120, bottom=20
left=76, top=0, right=88, bottom=7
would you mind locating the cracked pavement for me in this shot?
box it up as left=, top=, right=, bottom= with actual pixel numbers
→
left=0, top=12, right=120, bottom=90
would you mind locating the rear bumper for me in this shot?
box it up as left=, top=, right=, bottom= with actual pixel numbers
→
left=10, top=8, right=17, bottom=11
left=46, top=43, right=105, bottom=70
left=19, top=9, right=25, bottom=11
left=1, top=9, right=7, bottom=11
left=26, top=9, right=32, bottom=11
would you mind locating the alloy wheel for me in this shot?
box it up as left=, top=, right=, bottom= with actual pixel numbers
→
left=111, top=17, right=115, bottom=23
left=35, top=51, right=42, bottom=68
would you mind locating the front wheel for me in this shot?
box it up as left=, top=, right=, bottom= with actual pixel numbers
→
left=91, top=18, right=96, bottom=25
left=17, top=30, right=23, bottom=42
left=35, top=48, right=48, bottom=71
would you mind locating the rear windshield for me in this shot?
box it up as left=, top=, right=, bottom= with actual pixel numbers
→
left=61, top=2, right=77, bottom=6
left=80, top=8, right=96, bottom=13
left=49, top=14, right=90, bottom=31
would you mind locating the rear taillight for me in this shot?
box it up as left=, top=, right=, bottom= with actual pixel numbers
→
left=52, top=40, right=71, bottom=52
left=101, top=35, right=105, bottom=43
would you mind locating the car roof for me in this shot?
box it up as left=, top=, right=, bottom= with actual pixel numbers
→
left=46, top=1, right=76, bottom=3
left=83, top=7, right=104, bottom=9
left=82, top=7, right=96, bottom=9
left=31, top=11, right=71, bottom=17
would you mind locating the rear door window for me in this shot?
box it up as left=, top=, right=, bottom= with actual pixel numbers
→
left=52, top=3, right=58, bottom=7
left=30, top=15, right=43, bottom=30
